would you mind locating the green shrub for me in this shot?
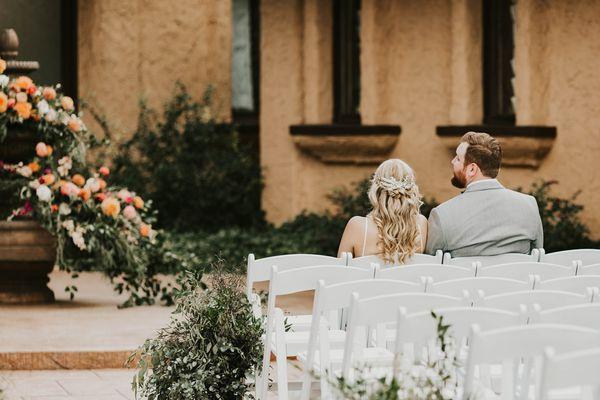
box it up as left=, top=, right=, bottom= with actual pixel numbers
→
left=525, top=180, right=599, bottom=252
left=112, top=85, right=264, bottom=232
left=132, top=267, right=263, bottom=399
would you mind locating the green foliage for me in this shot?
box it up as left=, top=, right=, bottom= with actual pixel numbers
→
left=131, top=266, right=263, bottom=399
left=525, top=180, right=599, bottom=252
left=112, top=84, right=264, bottom=232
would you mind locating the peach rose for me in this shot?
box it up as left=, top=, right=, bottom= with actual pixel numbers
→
left=42, top=87, right=56, bottom=100
left=123, top=205, right=137, bottom=220
left=78, top=188, right=91, bottom=201
left=67, top=117, right=81, bottom=132
left=28, top=162, right=40, bottom=173
left=71, top=174, right=85, bottom=187
left=15, top=76, right=33, bottom=91
left=139, top=223, right=151, bottom=237
left=42, top=174, right=55, bottom=185
left=0, top=58, right=6, bottom=74
left=98, top=179, right=107, bottom=190
left=14, top=102, right=32, bottom=119
left=0, top=92, right=7, bottom=113
left=60, top=96, right=74, bottom=111
left=60, top=182, right=79, bottom=197
left=35, top=142, right=49, bottom=157
left=133, top=196, right=144, bottom=209
left=101, top=197, right=120, bottom=218
left=98, top=166, right=110, bottom=176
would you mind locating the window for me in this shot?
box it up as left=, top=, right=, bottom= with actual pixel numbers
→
left=232, top=0, right=259, bottom=125
left=333, top=0, right=361, bottom=124
left=0, top=0, right=77, bottom=99
left=482, top=0, right=516, bottom=125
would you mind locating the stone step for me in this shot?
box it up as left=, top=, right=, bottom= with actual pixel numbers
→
left=0, top=350, right=136, bottom=370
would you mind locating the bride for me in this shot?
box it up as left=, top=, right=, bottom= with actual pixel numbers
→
left=338, top=159, right=428, bottom=264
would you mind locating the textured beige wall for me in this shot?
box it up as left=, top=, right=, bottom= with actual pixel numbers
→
left=78, top=0, right=231, bottom=144
left=260, top=0, right=600, bottom=236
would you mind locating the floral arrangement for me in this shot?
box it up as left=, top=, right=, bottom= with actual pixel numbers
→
left=0, top=59, right=172, bottom=306
left=332, top=313, right=477, bottom=400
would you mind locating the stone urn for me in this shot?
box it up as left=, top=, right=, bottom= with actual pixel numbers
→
left=0, top=220, right=56, bottom=304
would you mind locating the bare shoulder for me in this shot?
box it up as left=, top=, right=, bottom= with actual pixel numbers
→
left=417, top=214, right=428, bottom=227
left=346, top=215, right=366, bottom=229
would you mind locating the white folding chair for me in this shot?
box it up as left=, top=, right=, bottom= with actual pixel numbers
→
left=537, top=346, right=600, bottom=400
left=428, top=277, right=533, bottom=304
left=346, top=250, right=443, bottom=269
left=536, top=303, right=600, bottom=330
left=478, top=290, right=591, bottom=320
left=259, top=264, right=372, bottom=400
left=375, top=263, right=473, bottom=284
left=341, top=292, right=467, bottom=382
left=394, top=306, right=522, bottom=367
left=443, top=249, right=541, bottom=271
left=245, top=253, right=346, bottom=323
left=463, top=324, right=600, bottom=400
left=477, top=262, right=575, bottom=282
left=535, top=276, right=600, bottom=299
left=540, top=249, right=600, bottom=267
left=579, top=264, right=600, bottom=276
left=299, top=278, right=424, bottom=400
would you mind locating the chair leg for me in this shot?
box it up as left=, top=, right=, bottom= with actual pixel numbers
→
left=275, top=308, right=289, bottom=400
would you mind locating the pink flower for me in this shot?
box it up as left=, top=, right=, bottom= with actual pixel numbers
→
left=35, top=142, right=49, bottom=157
left=123, top=205, right=137, bottom=220
left=98, top=166, right=110, bottom=176
left=117, top=189, right=132, bottom=202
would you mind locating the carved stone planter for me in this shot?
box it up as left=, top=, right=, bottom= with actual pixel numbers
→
left=0, top=220, right=56, bottom=304
left=290, top=124, right=401, bottom=165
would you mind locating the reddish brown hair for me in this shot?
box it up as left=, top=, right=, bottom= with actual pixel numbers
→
left=460, top=132, right=502, bottom=178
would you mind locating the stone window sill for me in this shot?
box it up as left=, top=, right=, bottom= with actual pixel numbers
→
left=289, top=124, right=401, bottom=164
left=436, top=125, right=557, bottom=168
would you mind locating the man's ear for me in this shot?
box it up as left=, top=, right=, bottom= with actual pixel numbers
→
left=466, top=163, right=479, bottom=178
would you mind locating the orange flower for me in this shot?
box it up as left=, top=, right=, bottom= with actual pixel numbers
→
left=98, top=178, right=107, bottom=190
left=46, top=145, right=53, bottom=156
left=51, top=204, right=59, bottom=213
left=67, top=118, right=81, bottom=132
left=133, top=196, right=144, bottom=209
left=139, top=223, right=151, bottom=237
left=78, top=188, right=91, bottom=201
left=42, top=174, right=55, bottom=185
left=71, top=174, right=85, bottom=187
left=27, top=85, right=37, bottom=95
left=60, top=182, right=79, bottom=196
left=42, top=87, right=57, bottom=100
left=0, top=58, right=6, bottom=74
left=0, top=92, right=7, bottom=113
left=15, top=76, right=33, bottom=91
left=98, top=166, right=110, bottom=176
left=60, top=96, right=74, bottom=111
left=13, top=102, right=32, bottom=119
left=101, top=197, right=120, bottom=218
left=28, top=162, right=41, bottom=173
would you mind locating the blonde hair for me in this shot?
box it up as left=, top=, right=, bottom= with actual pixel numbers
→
left=368, top=159, right=422, bottom=264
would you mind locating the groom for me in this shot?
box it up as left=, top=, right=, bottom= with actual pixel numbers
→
left=426, top=132, right=543, bottom=257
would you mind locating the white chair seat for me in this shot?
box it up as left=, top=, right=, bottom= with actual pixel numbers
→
left=285, top=314, right=313, bottom=331
left=273, top=329, right=347, bottom=357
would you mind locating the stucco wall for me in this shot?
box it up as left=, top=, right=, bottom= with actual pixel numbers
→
left=260, top=0, right=600, bottom=236
left=78, top=0, right=232, bottom=144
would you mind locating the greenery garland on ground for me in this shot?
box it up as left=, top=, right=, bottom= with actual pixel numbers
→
left=131, top=266, right=263, bottom=399
left=0, top=62, right=187, bottom=306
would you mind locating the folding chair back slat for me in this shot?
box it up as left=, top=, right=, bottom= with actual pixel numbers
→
left=478, top=262, right=575, bottom=282
left=541, top=249, right=600, bottom=267
left=538, top=346, right=600, bottom=399
left=479, top=290, right=590, bottom=313
left=537, top=303, right=600, bottom=330
left=536, top=275, right=600, bottom=297
left=429, top=277, right=532, bottom=300
left=443, top=250, right=540, bottom=270
left=375, top=263, right=473, bottom=283
left=347, top=250, right=443, bottom=269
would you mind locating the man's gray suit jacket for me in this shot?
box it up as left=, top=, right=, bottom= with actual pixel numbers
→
left=425, top=179, right=543, bottom=257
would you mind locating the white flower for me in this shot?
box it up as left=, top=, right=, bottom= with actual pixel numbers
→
left=62, top=220, right=75, bottom=232
left=71, top=229, right=86, bottom=250
left=0, top=75, right=8, bottom=88
left=29, top=180, right=40, bottom=190
left=18, top=166, right=32, bottom=178
left=37, top=99, right=50, bottom=116
left=84, top=178, right=100, bottom=193
left=45, top=108, right=58, bottom=123
left=59, top=203, right=71, bottom=215
left=57, top=156, right=72, bottom=177
left=36, top=185, right=52, bottom=202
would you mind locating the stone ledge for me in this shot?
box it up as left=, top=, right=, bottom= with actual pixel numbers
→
left=436, top=125, right=557, bottom=168
left=290, top=124, right=401, bottom=164
left=0, top=350, right=137, bottom=370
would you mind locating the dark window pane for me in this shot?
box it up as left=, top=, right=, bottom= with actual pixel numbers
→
left=483, top=0, right=516, bottom=125
left=232, top=0, right=259, bottom=120
left=333, top=0, right=361, bottom=124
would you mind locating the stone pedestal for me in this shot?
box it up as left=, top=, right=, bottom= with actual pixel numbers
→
left=0, top=221, right=56, bottom=304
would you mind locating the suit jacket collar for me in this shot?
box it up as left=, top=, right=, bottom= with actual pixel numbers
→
left=463, top=179, right=504, bottom=193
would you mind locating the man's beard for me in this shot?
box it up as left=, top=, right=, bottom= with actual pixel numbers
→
left=451, top=170, right=467, bottom=189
